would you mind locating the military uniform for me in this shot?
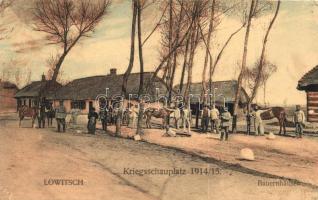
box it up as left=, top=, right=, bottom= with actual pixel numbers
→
left=210, top=107, right=220, bottom=133
left=99, top=106, right=108, bottom=131
left=201, top=107, right=210, bottom=133
left=38, top=102, right=46, bottom=128
left=294, top=108, right=305, bottom=138
left=220, top=110, right=231, bottom=141
left=87, top=109, right=98, bottom=134
left=55, top=103, right=67, bottom=132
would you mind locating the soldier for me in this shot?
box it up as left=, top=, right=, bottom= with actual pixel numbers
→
left=293, top=105, right=305, bottom=138
left=128, top=104, right=138, bottom=129
left=87, top=107, right=98, bottom=134
left=252, top=105, right=265, bottom=136
left=220, top=107, right=232, bottom=141
left=37, top=98, right=46, bottom=128
left=173, top=106, right=181, bottom=129
left=55, top=100, right=67, bottom=132
left=99, top=102, right=108, bottom=131
left=182, top=107, right=191, bottom=134
left=201, top=105, right=210, bottom=133
left=210, top=104, right=220, bottom=134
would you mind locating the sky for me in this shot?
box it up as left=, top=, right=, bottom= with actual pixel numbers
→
left=0, top=0, right=318, bottom=105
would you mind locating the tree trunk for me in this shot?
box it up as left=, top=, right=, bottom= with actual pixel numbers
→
left=179, top=37, right=190, bottom=93
left=232, top=0, right=256, bottom=133
left=137, top=0, right=144, bottom=96
left=185, top=24, right=200, bottom=98
left=51, top=52, right=68, bottom=82
left=249, top=0, right=280, bottom=103
left=122, top=0, right=137, bottom=96
left=168, top=0, right=184, bottom=104
left=201, top=0, right=215, bottom=104
left=136, top=100, right=144, bottom=135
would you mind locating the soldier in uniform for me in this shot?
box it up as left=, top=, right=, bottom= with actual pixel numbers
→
left=201, top=105, right=210, bottom=133
left=99, top=102, right=108, bottom=131
left=252, top=105, right=265, bottom=136
left=293, top=105, right=305, bottom=138
left=182, top=107, right=191, bottom=134
left=37, top=98, right=46, bottom=128
left=173, top=106, right=181, bottom=129
left=210, top=104, right=220, bottom=134
left=88, top=107, right=98, bottom=134
left=220, top=107, right=232, bottom=141
left=55, top=100, right=67, bottom=132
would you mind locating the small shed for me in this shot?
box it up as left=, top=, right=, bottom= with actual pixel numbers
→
left=297, top=65, right=318, bottom=122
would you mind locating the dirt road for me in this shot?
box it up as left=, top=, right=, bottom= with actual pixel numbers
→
left=0, top=114, right=317, bottom=200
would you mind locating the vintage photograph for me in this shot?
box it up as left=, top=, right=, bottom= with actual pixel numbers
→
left=0, top=0, right=318, bottom=199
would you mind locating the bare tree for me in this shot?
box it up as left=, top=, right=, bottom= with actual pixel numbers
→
left=201, top=0, right=216, bottom=104
left=122, top=0, right=137, bottom=96
left=232, top=0, right=273, bottom=132
left=249, top=0, right=280, bottom=103
left=137, top=0, right=145, bottom=95
left=245, top=59, right=277, bottom=105
left=45, top=54, right=70, bottom=84
left=33, top=0, right=111, bottom=82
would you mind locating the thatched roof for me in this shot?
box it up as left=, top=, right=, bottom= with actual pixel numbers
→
left=0, top=80, right=17, bottom=89
left=15, top=81, right=62, bottom=99
left=297, top=65, right=318, bottom=90
left=55, top=72, right=169, bottom=100
left=174, top=80, right=249, bottom=103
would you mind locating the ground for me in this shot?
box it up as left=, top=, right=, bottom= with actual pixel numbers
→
left=0, top=113, right=318, bottom=200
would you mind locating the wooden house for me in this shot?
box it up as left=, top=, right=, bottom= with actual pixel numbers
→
left=297, top=65, right=318, bottom=122
left=174, top=80, right=249, bottom=115
left=54, top=68, right=169, bottom=113
left=14, top=75, right=62, bottom=108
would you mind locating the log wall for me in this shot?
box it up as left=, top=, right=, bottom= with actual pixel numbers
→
left=307, top=91, right=318, bottom=122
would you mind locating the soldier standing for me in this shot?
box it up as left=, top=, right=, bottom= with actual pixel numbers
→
left=37, top=98, right=46, bottom=128
left=293, top=105, right=305, bottom=138
left=253, top=106, right=265, bottom=136
left=99, top=103, right=108, bottom=131
left=210, top=104, right=220, bottom=134
left=87, top=107, right=98, bottom=134
left=182, top=107, right=191, bottom=134
left=174, top=106, right=181, bottom=129
left=55, top=100, right=67, bottom=132
left=220, top=107, right=232, bottom=141
left=201, top=105, right=210, bottom=133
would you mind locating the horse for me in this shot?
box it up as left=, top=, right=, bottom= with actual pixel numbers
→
left=18, top=105, right=38, bottom=128
left=144, top=107, right=175, bottom=129
left=255, top=106, right=288, bottom=135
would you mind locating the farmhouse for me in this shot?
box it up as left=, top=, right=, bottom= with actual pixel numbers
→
left=0, top=79, right=18, bottom=111
left=14, top=75, right=62, bottom=108
left=174, top=80, right=249, bottom=115
left=297, top=65, right=318, bottom=122
left=54, top=68, right=169, bottom=113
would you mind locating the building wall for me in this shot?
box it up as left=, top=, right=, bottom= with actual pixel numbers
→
left=307, top=91, right=318, bottom=122
left=0, top=87, right=18, bottom=110
left=53, top=99, right=97, bottom=114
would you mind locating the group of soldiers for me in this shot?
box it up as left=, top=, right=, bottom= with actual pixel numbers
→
left=39, top=98, right=307, bottom=139
left=199, top=105, right=232, bottom=141
left=198, top=104, right=307, bottom=140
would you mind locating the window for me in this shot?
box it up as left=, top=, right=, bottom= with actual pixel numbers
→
left=71, top=100, right=86, bottom=110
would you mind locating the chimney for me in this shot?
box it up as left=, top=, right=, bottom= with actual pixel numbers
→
left=110, top=68, right=117, bottom=76
left=41, top=74, right=46, bottom=81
